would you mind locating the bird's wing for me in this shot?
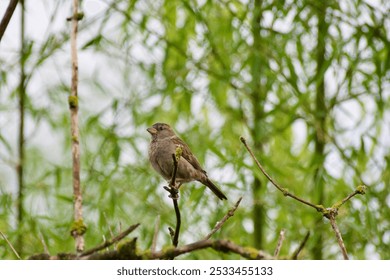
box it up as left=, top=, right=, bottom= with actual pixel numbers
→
left=171, top=136, right=206, bottom=174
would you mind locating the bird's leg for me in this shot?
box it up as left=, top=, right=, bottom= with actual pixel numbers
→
left=163, top=183, right=180, bottom=200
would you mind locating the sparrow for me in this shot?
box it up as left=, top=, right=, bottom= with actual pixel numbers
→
left=147, top=123, right=227, bottom=200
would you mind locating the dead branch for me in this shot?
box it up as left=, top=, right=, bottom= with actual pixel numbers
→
left=291, top=231, right=310, bottom=259
left=274, top=228, right=286, bottom=257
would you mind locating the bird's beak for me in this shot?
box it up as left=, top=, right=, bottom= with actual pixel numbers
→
left=147, top=127, right=157, bottom=134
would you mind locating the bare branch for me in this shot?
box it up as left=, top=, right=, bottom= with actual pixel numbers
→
left=240, top=137, right=325, bottom=212
left=163, top=146, right=183, bottom=248
left=80, top=223, right=140, bottom=257
left=274, top=229, right=286, bottom=257
left=291, top=231, right=310, bottom=260
left=203, top=196, right=243, bottom=241
left=328, top=209, right=349, bottom=260
left=334, top=185, right=367, bottom=209
left=0, top=0, right=18, bottom=41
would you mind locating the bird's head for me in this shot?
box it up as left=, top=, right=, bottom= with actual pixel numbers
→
left=147, top=123, right=175, bottom=140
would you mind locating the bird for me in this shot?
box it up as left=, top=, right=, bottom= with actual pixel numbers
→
left=147, top=123, right=227, bottom=200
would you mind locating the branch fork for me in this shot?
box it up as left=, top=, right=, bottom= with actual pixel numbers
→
left=240, top=136, right=366, bottom=260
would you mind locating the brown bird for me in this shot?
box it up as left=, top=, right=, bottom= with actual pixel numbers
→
left=147, top=123, right=227, bottom=200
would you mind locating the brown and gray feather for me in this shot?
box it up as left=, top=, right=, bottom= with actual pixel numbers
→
left=147, top=123, right=227, bottom=200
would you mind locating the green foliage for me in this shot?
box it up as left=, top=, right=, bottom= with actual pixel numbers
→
left=0, top=0, right=389, bottom=260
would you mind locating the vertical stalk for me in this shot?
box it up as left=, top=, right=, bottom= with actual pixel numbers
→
left=312, top=2, right=328, bottom=260
left=69, top=0, right=85, bottom=252
left=250, top=0, right=266, bottom=250
left=16, top=0, right=26, bottom=256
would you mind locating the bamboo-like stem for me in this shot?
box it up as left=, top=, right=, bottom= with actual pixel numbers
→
left=69, top=0, right=85, bottom=252
left=16, top=0, right=26, bottom=255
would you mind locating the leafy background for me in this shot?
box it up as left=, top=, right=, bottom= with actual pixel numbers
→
left=0, top=0, right=389, bottom=259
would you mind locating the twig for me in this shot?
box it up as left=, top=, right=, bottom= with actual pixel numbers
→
left=328, top=209, right=349, bottom=260
left=163, top=147, right=182, bottom=248
left=103, top=212, right=114, bottom=238
left=0, top=231, right=21, bottom=259
left=240, top=137, right=325, bottom=212
left=203, top=196, right=243, bottom=240
left=151, top=215, right=160, bottom=254
left=291, top=231, right=310, bottom=259
left=79, top=223, right=140, bottom=257
left=241, top=137, right=362, bottom=259
left=103, top=212, right=115, bottom=249
left=38, top=231, right=50, bottom=255
left=69, top=0, right=85, bottom=252
left=0, top=0, right=18, bottom=41
left=334, top=185, right=367, bottom=209
left=274, top=228, right=286, bottom=257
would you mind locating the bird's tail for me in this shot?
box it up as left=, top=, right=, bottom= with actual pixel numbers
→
left=201, top=178, right=228, bottom=200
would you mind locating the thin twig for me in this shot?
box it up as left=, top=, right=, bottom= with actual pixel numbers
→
left=103, top=212, right=114, bottom=238
left=151, top=215, right=160, bottom=254
left=328, top=209, right=349, bottom=260
left=291, top=231, right=310, bottom=259
left=274, top=228, right=286, bottom=257
left=240, top=137, right=325, bottom=212
left=203, top=196, right=243, bottom=240
left=79, top=223, right=140, bottom=257
left=38, top=230, right=50, bottom=255
left=171, top=199, right=181, bottom=247
left=0, top=231, right=21, bottom=259
left=0, top=0, right=18, bottom=41
left=335, top=185, right=367, bottom=209
left=163, top=148, right=182, bottom=248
